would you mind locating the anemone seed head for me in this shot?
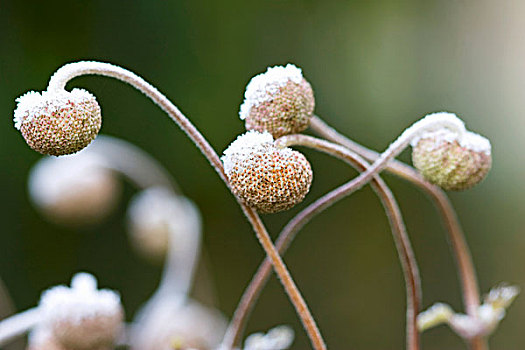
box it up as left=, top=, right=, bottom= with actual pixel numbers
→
left=239, top=64, right=315, bottom=138
left=221, top=131, right=313, bottom=213
left=14, top=88, right=101, bottom=156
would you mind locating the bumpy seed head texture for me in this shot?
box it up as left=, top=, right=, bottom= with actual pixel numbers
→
left=39, top=273, right=124, bottom=350
left=222, top=131, right=313, bottom=214
left=28, top=151, right=120, bottom=226
left=239, top=64, right=315, bottom=138
left=14, top=89, right=101, bottom=156
left=411, top=122, right=492, bottom=191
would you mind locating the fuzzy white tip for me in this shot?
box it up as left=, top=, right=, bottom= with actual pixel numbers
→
left=485, top=284, right=520, bottom=309
left=39, top=272, right=122, bottom=325
left=417, top=303, right=453, bottom=331
left=243, top=325, right=294, bottom=350
left=239, top=64, right=303, bottom=120
left=410, top=112, right=491, bottom=155
left=221, top=131, right=274, bottom=174
left=13, top=88, right=96, bottom=130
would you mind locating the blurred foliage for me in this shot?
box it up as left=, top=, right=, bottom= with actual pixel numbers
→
left=0, top=0, right=524, bottom=349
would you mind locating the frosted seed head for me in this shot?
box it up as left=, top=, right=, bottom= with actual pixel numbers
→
left=130, top=300, right=227, bottom=350
left=28, top=151, right=120, bottom=226
left=126, top=187, right=201, bottom=262
left=28, top=327, right=66, bottom=350
left=243, top=325, right=294, bottom=350
left=411, top=128, right=492, bottom=191
left=39, top=272, right=124, bottom=350
left=239, top=64, right=315, bottom=138
left=14, top=88, right=101, bottom=156
left=221, top=131, right=313, bottom=214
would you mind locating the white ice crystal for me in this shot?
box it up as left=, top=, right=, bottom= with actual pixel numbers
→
left=39, top=272, right=122, bottom=325
left=221, top=131, right=275, bottom=174
left=239, top=64, right=303, bottom=120
left=14, top=88, right=96, bottom=130
left=409, top=112, right=491, bottom=155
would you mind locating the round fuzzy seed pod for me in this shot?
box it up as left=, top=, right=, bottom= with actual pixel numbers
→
left=411, top=129, right=492, bottom=191
left=28, top=152, right=120, bottom=226
left=222, top=131, right=313, bottom=214
left=14, top=89, right=101, bottom=156
left=39, top=273, right=124, bottom=350
left=239, top=64, right=315, bottom=138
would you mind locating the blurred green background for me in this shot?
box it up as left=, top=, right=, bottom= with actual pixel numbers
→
left=0, top=0, right=523, bottom=349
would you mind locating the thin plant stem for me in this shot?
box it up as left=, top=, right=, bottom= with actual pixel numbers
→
left=310, top=115, right=487, bottom=350
left=222, top=134, right=421, bottom=350
left=0, top=278, right=24, bottom=350
left=45, top=62, right=326, bottom=350
left=0, top=308, right=41, bottom=347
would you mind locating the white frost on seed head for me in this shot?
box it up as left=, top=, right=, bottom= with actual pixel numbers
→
left=221, top=131, right=275, bottom=174
left=14, top=88, right=96, bottom=130
left=410, top=112, right=491, bottom=155
left=39, top=272, right=122, bottom=326
left=239, top=64, right=303, bottom=120
left=243, top=325, right=294, bottom=350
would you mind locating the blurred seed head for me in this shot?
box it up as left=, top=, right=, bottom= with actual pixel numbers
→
left=14, top=89, right=101, bottom=156
left=38, top=273, right=124, bottom=350
left=28, top=152, right=120, bottom=226
left=222, top=131, right=313, bottom=214
left=28, top=327, right=66, bottom=350
left=243, top=325, right=294, bottom=350
left=127, top=187, right=201, bottom=263
left=239, top=64, right=315, bottom=138
left=411, top=120, right=492, bottom=191
left=131, top=300, right=227, bottom=350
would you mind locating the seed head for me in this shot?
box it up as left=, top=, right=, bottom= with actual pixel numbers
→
left=14, top=89, right=101, bottom=156
left=239, top=64, right=315, bottom=138
left=222, top=131, right=313, bottom=214
left=131, top=300, right=227, bottom=350
left=411, top=125, right=492, bottom=191
left=127, top=187, right=201, bottom=262
left=28, top=152, right=120, bottom=226
left=39, top=273, right=124, bottom=350
left=243, top=325, right=294, bottom=350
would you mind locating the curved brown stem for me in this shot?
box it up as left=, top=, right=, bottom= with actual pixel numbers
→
left=310, top=115, right=487, bottom=350
left=222, top=135, right=421, bottom=350
left=45, top=62, right=326, bottom=350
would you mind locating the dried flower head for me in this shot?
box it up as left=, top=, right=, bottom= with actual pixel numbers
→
left=243, top=325, right=294, bottom=350
left=411, top=113, right=492, bottom=191
left=28, top=152, right=120, bottom=226
left=239, top=64, right=315, bottom=138
left=131, top=300, right=227, bottom=350
left=221, top=131, right=313, bottom=214
left=14, top=89, right=101, bottom=156
left=39, top=273, right=124, bottom=350
left=127, top=187, right=201, bottom=262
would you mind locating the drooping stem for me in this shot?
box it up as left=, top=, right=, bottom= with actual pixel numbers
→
left=310, top=115, right=487, bottom=350
left=86, top=135, right=178, bottom=191
left=46, top=62, right=326, bottom=350
left=0, top=308, right=41, bottom=347
left=222, top=135, right=421, bottom=350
